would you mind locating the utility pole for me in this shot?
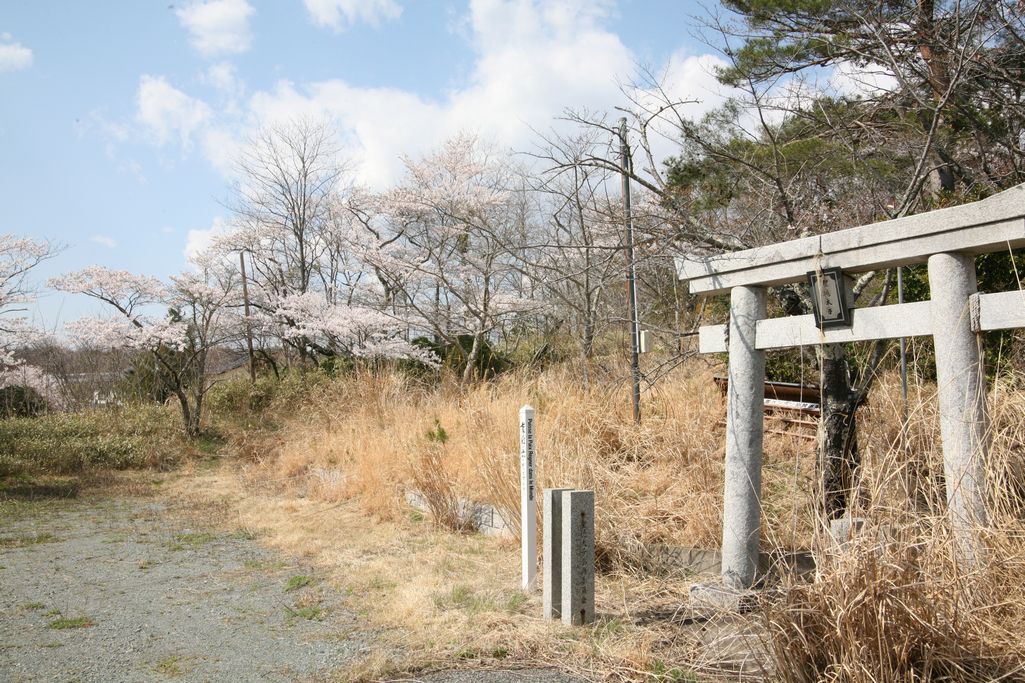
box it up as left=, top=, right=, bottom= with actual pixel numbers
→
left=897, top=266, right=909, bottom=443
left=239, top=250, right=256, bottom=384
left=620, top=117, right=641, bottom=424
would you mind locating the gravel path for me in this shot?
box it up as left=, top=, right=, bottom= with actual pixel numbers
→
left=0, top=496, right=367, bottom=682
left=0, top=494, right=590, bottom=683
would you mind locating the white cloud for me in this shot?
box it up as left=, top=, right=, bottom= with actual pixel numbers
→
left=200, top=125, right=242, bottom=176
left=240, top=0, right=728, bottom=189
left=136, top=75, right=212, bottom=148
left=0, top=40, right=33, bottom=72
left=89, top=235, right=117, bottom=248
left=176, top=0, right=255, bottom=57
left=185, top=217, right=232, bottom=260
left=204, top=61, right=241, bottom=95
left=140, top=0, right=730, bottom=191
left=303, top=0, right=402, bottom=30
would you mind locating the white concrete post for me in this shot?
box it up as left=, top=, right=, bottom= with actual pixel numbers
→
left=928, top=252, right=989, bottom=563
left=519, top=404, right=537, bottom=590
left=721, top=285, right=766, bottom=588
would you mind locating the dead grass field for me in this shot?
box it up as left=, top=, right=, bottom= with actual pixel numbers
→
left=177, top=360, right=1025, bottom=681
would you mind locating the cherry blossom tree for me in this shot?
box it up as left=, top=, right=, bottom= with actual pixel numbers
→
left=0, top=234, right=62, bottom=411
left=0, top=234, right=59, bottom=368
left=50, top=263, right=234, bottom=437
left=250, top=291, right=437, bottom=367
left=378, top=134, right=539, bottom=382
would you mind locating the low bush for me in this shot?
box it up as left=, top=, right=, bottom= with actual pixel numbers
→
left=0, top=404, right=184, bottom=477
left=0, top=385, right=48, bottom=419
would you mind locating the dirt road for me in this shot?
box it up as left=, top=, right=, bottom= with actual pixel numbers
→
left=0, top=493, right=370, bottom=682
left=0, top=486, right=588, bottom=683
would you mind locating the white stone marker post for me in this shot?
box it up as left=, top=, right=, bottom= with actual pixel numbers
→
left=561, top=489, right=595, bottom=626
left=721, top=285, right=767, bottom=589
left=929, top=252, right=989, bottom=563
left=519, top=405, right=537, bottom=590
left=542, top=487, right=573, bottom=620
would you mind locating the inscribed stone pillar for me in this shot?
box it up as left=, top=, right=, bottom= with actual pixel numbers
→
left=560, top=490, right=595, bottom=626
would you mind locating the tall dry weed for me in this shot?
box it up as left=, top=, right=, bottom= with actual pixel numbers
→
left=238, top=361, right=825, bottom=568
left=766, top=371, right=1025, bottom=682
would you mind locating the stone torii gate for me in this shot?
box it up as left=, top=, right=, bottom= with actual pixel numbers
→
left=677, top=184, right=1025, bottom=590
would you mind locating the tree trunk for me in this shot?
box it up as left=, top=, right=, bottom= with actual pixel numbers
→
left=462, top=332, right=482, bottom=384
left=818, top=343, right=860, bottom=520
left=175, top=388, right=200, bottom=439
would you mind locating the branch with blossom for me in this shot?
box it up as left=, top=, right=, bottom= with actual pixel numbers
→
left=254, top=292, right=438, bottom=367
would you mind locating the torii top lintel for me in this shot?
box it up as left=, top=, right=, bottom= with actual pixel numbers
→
left=676, top=184, right=1025, bottom=296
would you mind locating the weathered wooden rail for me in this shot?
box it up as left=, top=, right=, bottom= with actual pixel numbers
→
left=712, top=377, right=819, bottom=440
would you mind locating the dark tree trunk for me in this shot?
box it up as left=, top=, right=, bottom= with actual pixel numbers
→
left=175, top=388, right=200, bottom=439
left=818, top=343, right=860, bottom=520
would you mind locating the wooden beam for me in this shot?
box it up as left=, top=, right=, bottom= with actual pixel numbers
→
left=677, top=184, right=1025, bottom=295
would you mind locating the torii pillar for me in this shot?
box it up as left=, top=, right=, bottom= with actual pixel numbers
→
left=721, top=285, right=766, bottom=588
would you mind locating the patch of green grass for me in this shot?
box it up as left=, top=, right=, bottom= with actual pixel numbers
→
left=434, top=584, right=496, bottom=614
left=20, top=601, right=45, bottom=610
left=291, top=606, right=322, bottom=620
left=409, top=509, right=424, bottom=523
left=424, top=419, right=449, bottom=444
left=0, top=404, right=184, bottom=478
left=155, top=656, right=184, bottom=677
left=43, top=608, right=61, bottom=617
left=0, top=532, right=58, bottom=549
left=648, top=661, right=699, bottom=682
left=39, top=641, right=63, bottom=648
left=285, top=574, right=313, bottom=592
left=503, top=591, right=527, bottom=614
left=491, top=646, right=509, bottom=660
left=232, top=527, right=257, bottom=541
left=193, top=433, right=226, bottom=456
left=456, top=648, right=479, bottom=660
left=47, top=616, right=93, bottom=630
left=169, top=532, right=215, bottom=550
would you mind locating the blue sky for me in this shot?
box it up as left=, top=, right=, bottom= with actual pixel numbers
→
left=1, top=0, right=728, bottom=325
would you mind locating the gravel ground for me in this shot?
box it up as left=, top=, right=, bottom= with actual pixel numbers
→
left=0, top=496, right=367, bottom=682
left=0, top=494, right=590, bottom=683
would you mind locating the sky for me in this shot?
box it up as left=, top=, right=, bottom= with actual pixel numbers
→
left=1, top=0, right=734, bottom=326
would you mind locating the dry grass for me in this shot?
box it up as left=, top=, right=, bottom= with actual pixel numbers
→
left=166, top=466, right=720, bottom=681
left=195, top=361, right=1025, bottom=681
left=765, top=372, right=1025, bottom=682
left=237, top=362, right=818, bottom=567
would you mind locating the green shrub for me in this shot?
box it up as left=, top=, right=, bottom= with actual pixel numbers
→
left=0, top=404, right=183, bottom=478
left=0, top=385, right=48, bottom=418
left=401, top=335, right=511, bottom=379
left=205, top=376, right=279, bottom=415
